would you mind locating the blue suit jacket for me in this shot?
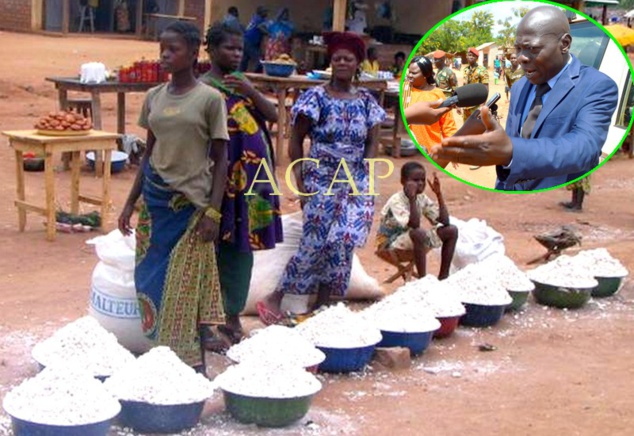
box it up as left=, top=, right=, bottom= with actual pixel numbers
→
left=496, top=55, right=618, bottom=191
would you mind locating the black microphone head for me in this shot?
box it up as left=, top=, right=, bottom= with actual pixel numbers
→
left=454, top=83, right=488, bottom=107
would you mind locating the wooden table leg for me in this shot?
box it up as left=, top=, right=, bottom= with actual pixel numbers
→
left=70, top=150, right=81, bottom=214
left=393, top=103, right=402, bottom=158
left=101, top=149, right=112, bottom=232
left=276, top=87, right=287, bottom=164
left=117, top=92, right=126, bottom=135
left=58, top=87, right=68, bottom=112
left=44, top=152, right=56, bottom=241
left=90, top=91, right=104, bottom=177
left=14, top=148, right=27, bottom=232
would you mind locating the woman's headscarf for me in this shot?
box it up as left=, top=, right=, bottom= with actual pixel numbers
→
left=323, top=31, right=366, bottom=63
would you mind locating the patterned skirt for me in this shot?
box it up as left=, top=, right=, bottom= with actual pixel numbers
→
left=135, top=163, right=224, bottom=366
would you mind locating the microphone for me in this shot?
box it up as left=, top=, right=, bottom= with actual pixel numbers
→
left=438, top=83, right=488, bottom=108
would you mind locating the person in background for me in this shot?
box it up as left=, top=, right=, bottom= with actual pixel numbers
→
left=502, top=52, right=524, bottom=101
left=240, top=6, right=269, bottom=72
left=391, top=51, right=406, bottom=78
left=265, top=8, right=294, bottom=61
left=494, top=55, right=501, bottom=78
left=403, top=56, right=457, bottom=168
left=376, top=162, right=458, bottom=280
left=433, top=50, right=458, bottom=98
left=361, top=46, right=380, bottom=77
left=117, top=22, right=229, bottom=371
left=560, top=178, right=589, bottom=212
left=461, top=47, right=489, bottom=122
left=322, top=6, right=334, bottom=31
left=258, top=31, right=386, bottom=323
left=222, top=6, right=241, bottom=29
left=202, top=22, right=283, bottom=344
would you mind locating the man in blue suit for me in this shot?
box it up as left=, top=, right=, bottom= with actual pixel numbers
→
left=433, top=6, right=618, bottom=191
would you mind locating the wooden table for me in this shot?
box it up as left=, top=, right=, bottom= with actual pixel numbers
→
left=245, top=73, right=387, bottom=161
left=2, top=130, right=121, bottom=241
left=45, top=77, right=161, bottom=134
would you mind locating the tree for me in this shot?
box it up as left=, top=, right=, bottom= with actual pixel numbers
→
left=417, top=19, right=466, bottom=55
left=416, top=9, right=494, bottom=56
left=495, top=7, right=531, bottom=50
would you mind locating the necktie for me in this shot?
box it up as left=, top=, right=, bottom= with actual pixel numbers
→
left=522, top=83, right=551, bottom=138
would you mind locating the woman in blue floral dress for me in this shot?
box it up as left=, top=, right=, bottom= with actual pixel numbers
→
left=259, top=32, right=386, bottom=322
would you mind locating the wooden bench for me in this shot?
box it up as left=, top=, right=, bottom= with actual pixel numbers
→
left=144, top=14, right=197, bottom=41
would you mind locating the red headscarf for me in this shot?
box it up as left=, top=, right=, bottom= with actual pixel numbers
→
left=323, top=32, right=366, bottom=63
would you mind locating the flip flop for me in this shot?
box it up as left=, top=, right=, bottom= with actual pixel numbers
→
left=200, top=326, right=229, bottom=354
left=217, top=325, right=244, bottom=345
left=256, top=301, right=287, bottom=326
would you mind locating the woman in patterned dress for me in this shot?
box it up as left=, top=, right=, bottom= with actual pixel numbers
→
left=265, top=8, right=294, bottom=61
left=258, top=31, right=386, bottom=322
left=201, top=22, right=283, bottom=343
left=117, top=22, right=229, bottom=370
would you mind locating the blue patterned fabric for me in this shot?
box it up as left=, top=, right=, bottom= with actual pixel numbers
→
left=277, top=86, right=386, bottom=296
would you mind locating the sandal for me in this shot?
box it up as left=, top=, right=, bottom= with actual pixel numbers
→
left=256, top=301, right=288, bottom=326
left=218, top=325, right=244, bottom=345
left=200, top=326, right=229, bottom=354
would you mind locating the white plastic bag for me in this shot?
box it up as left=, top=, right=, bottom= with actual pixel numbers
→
left=445, top=216, right=505, bottom=272
left=86, top=230, right=152, bottom=353
left=242, top=213, right=384, bottom=315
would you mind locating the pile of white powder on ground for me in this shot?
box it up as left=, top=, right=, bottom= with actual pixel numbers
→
left=104, top=346, right=214, bottom=405
left=399, top=275, right=466, bottom=317
left=444, top=264, right=512, bottom=306
left=31, top=316, right=135, bottom=377
left=215, top=361, right=322, bottom=399
left=479, top=254, right=535, bottom=292
left=360, top=277, right=444, bottom=332
left=574, top=248, right=629, bottom=278
left=295, top=303, right=382, bottom=348
left=528, top=255, right=599, bottom=289
left=226, top=325, right=325, bottom=368
left=3, top=366, right=120, bottom=426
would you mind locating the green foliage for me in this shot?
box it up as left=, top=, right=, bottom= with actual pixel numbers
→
left=417, top=10, right=495, bottom=57
left=495, top=7, right=531, bottom=51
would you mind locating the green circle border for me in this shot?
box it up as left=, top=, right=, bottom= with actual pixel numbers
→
left=399, top=0, right=634, bottom=194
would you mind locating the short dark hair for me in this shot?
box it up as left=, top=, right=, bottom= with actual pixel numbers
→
left=395, top=51, right=406, bottom=60
left=401, top=161, right=425, bottom=180
left=228, top=6, right=238, bottom=15
left=412, top=55, right=436, bottom=85
left=367, top=46, right=377, bottom=56
left=163, top=21, right=201, bottom=50
left=205, top=21, right=244, bottom=49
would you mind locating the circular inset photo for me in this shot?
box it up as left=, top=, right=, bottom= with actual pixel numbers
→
left=401, top=0, right=634, bottom=192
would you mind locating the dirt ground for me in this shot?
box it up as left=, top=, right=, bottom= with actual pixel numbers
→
left=0, top=31, right=634, bottom=436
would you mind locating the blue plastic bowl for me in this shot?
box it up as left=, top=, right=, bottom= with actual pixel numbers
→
left=86, top=151, right=127, bottom=173
left=316, top=344, right=376, bottom=373
left=378, top=330, right=435, bottom=356
left=460, top=303, right=506, bottom=327
left=117, top=400, right=205, bottom=434
left=261, top=61, right=295, bottom=77
left=9, top=414, right=114, bottom=436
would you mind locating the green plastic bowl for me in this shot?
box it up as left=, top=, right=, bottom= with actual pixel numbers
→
left=531, top=281, right=593, bottom=309
left=591, top=276, right=625, bottom=298
left=223, top=390, right=314, bottom=428
left=505, top=290, right=530, bottom=311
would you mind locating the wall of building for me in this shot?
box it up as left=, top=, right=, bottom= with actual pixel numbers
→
left=0, top=0, right=34, bottom=32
